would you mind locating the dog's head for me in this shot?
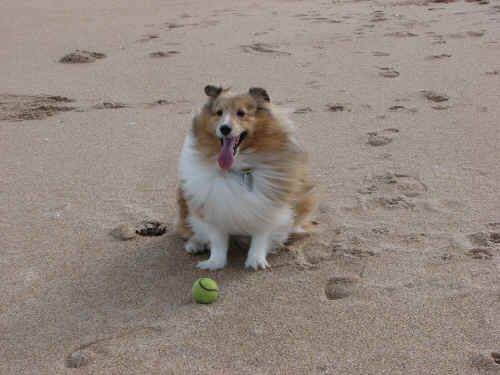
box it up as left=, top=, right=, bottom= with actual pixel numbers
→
left=193, top=85, right=282, bottom=169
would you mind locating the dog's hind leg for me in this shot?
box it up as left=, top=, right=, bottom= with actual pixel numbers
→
left=292, top=191, right=317, bottom=237
left=175, top=186, right=193, bottom=240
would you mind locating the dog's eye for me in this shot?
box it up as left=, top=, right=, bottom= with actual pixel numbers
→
left=216, top=110, right=223, bottom=116
left=237, top=110, right=245, bottom=118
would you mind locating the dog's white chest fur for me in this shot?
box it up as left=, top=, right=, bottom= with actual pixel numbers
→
left=179, top=134, right=293, bottom=237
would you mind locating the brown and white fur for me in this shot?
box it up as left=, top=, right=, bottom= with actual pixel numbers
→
left=176, top=85, right=316, bottom=270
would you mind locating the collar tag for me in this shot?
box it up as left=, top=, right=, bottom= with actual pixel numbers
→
left=240, top=169, right=254, bottom=191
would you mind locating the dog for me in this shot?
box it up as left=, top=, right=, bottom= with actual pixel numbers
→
left=176, top=85, right=316, bottom=270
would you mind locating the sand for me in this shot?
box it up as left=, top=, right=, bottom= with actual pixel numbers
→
left=1, top=0, right=500, bottom=374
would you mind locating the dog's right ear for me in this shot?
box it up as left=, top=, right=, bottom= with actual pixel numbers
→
left=204, top=85, right=223, bottom=98
left=249, top=87, right=270, bottom=104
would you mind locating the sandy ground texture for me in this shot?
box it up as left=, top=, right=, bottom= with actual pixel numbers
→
left=1, top=0, right=500, bottom=374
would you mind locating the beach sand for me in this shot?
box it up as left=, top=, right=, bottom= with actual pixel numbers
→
left=1, top=0, right=500, bottom=373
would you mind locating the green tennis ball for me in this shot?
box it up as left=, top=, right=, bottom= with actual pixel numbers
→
left=192, top=278, right=219, bottom=304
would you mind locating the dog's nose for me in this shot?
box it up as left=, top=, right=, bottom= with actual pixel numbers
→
left=219, top=125, right=232, bottom=136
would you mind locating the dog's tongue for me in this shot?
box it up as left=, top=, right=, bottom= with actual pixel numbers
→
left=218, top=137, right=237, bottom=169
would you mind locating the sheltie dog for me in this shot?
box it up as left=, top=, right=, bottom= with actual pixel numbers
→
left=176, top=85, right=316, bottom=270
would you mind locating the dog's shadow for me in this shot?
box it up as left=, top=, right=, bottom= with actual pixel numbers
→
left=62, top=229, right=299, bottom=325
left=54, top=228, right=311, bottom=368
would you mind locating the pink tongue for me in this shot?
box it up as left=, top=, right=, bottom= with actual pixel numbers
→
left=218, top=137, right=237, bottom=169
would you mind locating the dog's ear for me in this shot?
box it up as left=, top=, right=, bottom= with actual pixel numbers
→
left=249, top=87, right=270, bottom=104
left=204, top=85, right=223, bottom=98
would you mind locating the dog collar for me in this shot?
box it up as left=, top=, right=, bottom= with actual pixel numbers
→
left=241, top=168, right=253, bottom=175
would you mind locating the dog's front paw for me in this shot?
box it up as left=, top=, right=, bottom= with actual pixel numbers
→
left=185, top=239, right=208, bottom=254
left=244, top=254, right=270, bottom=270
left=197, top=258, right=226, bottom=271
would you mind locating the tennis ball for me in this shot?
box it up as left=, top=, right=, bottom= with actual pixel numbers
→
left=192, top=278, right=219, bottom=304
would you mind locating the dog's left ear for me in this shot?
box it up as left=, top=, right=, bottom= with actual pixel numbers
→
left=249, top=87, right=270, bottom=104
left=205, top=85, right=223, bottom=98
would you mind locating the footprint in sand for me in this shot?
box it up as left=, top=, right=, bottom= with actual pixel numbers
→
left=487, top=222, right=500, bottom=230
left=357, top=172, right=428, bottom=211
left=465, top=248, right=493, bottom=259
left=93, top=102, right=129, bottom=110
left=470, top=351, right=500, bottom=372
left=59, top=50, right=106, bottom=63
left=448, top=30, right=486, bottom=38
left=293, top=11, right=342, bottom=24
left=293, top=107, right=313, bottom=114
left=240, top=43, right=291, bottom=56
left=293, top=239, right=335, bottom=266
left=492, top=352, right=500, bottom=364
left=370, top=10, right=387, bottom=22
left=354, top=28, right=365, bottom=37
left=421, top=90, right=450, bottom=110
left=372, top=51, right=390, bottom=57
left=163, top=22, right=184, bottom=30
left=468, top=232, right=492, bottom=247
left=135, top=220, right=167, bottom=237
left=430, top=34, right=447, bottom=45
left=137, top=34, right=159, bottom=43
left=325, top=277, right=360, bottom=300
left=110, top=220, right=167, bottom=240
left=65, top=327, right=162, bottom=368
left=431, top=104, right=450, bottom=110
left=332, top=240, right=377, bottom=258
left=464, top=231, right=499, bottom=260
left=110, top=224, right=137, bottom=241
left=325, top=103, right=352, bottom=112
left=306, top=80, right=323, bottom=89
left=298, top=16, right=342, bottom=23
left=378, top=67, right=400, bottom=78
left=65, top=350, right=91, bottom=368
left=490, top=5, right=500, bottom=13
left=388, top=103, right=418, bottom=113
left=366, top=128, right=399, bottom=147
left=198, top=19, right=220, bottom=27
left=374, top=196, right=416, bottom=210
left=146, top=99, right=174, bottom=107
left=468, top=231, right=500, bottom=245
left=149, top=50, right=180, bottom=58
left=92, top=99, right=179, bottom=111
left=384, top=31, right=418, bottom=38
left=290, top=224, right=378, bottom=268
left=388, top=105, right=405, bottom=111
left=0, top=94, right=75, bottom=121
left=367, top=133, right=392, bottom=147
left=467, top=30, right=486, bottom=37
left=425, top=53, right=452, bottom=60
